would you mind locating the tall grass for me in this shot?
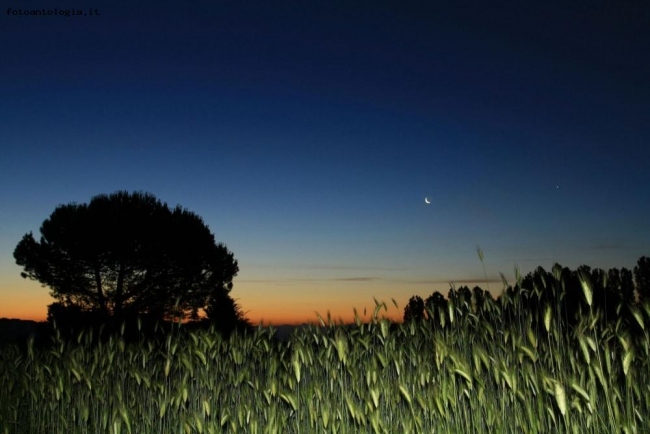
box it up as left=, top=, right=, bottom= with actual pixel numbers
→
left=1, top=271, right=649, bottom=433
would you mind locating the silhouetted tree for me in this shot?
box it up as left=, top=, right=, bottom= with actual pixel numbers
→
left=520, top=267, right=551, bottom=310
left=590, top=268, right=605, bottom=308
left=518, top=264, right=582, bottom=332
left=634, top=256, right=650, bottom=303
left=562, top=266, right=590, bottom=325
left=424, top=291, right=447, bottom=326
left=14, top=191, right=240, bottom=327
left=46, top=301, right=117, bottom=340
left=456, top=285, right=473, bottom=313
left=403, top=295, right=425, bottom=322
left=446, top=286, right=456, bottom=301
left=607, top=268, right=622, bottom=300
left=472, top=286, right=485, bottom=313
left=205, top=291, right=252, bottom=336
left=404, top=257, right=648, bottom=340
left=523, top=266, right=554, bottom=303
left=621, top=267, right=635, bottom=304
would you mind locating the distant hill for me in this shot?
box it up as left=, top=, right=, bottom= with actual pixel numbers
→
left=0, top=318, right=48, bottom=348
left=266, top=324, right=320, bottom=341
left=264, top=322, right=358, bottom=341
left=266, top=324, right=298, bottom=341
left=0, top=319, right=364, bottom=348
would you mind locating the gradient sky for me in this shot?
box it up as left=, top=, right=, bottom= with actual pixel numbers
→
left=1, top=1, right=648, bottom=324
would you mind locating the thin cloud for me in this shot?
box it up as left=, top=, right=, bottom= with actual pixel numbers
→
left=305, top=264, right=410, bottom=272
left=333, top=277, right=380, bottom=282
left=237, top=277, right=380, bottom=284
left=446, top=278, right=503, bottom=285
left=512, top=257, right=567, bottom=264
left=591, top=242, right=628, bottom=251
left=377, top=277, right=503, bottom=285
left=247, top=262, right=409, bottom=272
left=238, top=275, right=502, bottom=286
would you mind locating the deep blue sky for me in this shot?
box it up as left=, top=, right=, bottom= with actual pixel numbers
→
left=1, top=1, right=648, bottom=323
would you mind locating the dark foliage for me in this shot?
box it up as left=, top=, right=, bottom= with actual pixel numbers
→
left=14, top=191, right=241, bottom=336
left=404, top=256, right=649, bottom=338
left=634, top=256, right=650, bottom=303
left=204, top=290, right=253, bottom=337
left=403, top=295, right=425, bottom=322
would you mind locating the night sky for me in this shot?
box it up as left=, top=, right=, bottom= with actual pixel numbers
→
left=1, top=1, right=648, bottom=324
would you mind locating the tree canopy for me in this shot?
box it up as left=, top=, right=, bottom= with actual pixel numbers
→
left=403, top=257, right=648, bottom=334
left=403, top=295, right=425, bottom=322
left=14, top=191, right=239, bottom=323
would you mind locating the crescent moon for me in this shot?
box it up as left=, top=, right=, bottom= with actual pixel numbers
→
left=424, top=197, right=431, bottom=204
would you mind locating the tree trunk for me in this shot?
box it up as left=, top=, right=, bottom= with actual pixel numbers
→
left=95, top=264, right=108, bottom=316
left=115, top=262, right=125, bottom=319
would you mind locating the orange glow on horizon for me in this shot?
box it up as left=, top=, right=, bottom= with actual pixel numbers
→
left=1, top=272, right=493, bottom=326
left=0, top=306, right=404, bottom=326
left=0, top=284, right=406, bottom=325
